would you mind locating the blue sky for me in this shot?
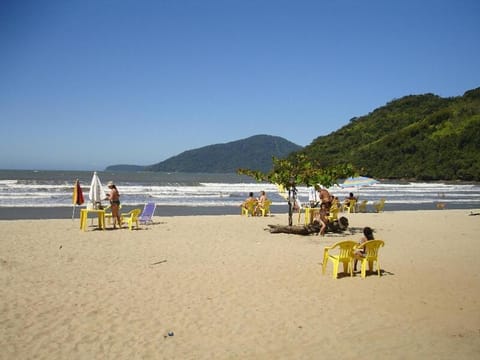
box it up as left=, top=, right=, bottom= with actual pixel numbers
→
left=1, top=0, right=479, bottom=171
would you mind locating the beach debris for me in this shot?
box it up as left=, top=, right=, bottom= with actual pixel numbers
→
left=267, top=217, right=349, bottom=235
left=469, top=211, right=480, bottom=216
left=163, top=330, right=175, bottom=339
left=267, top=223, right=320, bottom=235
left=151, top=259, right=167, bottom=265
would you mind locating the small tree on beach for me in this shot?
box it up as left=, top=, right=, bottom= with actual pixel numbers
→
left=238, top=154, right=357, bottom=226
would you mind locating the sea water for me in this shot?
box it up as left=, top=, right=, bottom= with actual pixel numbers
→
left=0, top=169, right=479, bottom=211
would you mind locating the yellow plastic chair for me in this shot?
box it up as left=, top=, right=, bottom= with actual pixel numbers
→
left=241, top=199, right=257, bottom=216
left=357, top=200, right=368, bottom=213
left=327, top=203, right=339, bottom=222
left=303, top=207, right=320, bottom=225
left=322, top=240, right=357, bottom=279
left=258, top=199, right=272, bottom=217
left=342, top=199, right=357, bottom=213
left=373, top=198, right=386, bottom=213
left=121, top=208, right=141, bottom=230
left=355, top=240, right=385, bottom=278
left=104, top=204, right=122, bottom=225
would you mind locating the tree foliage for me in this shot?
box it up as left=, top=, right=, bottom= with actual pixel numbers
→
left=295, top=87, right=480, bottom=181
left=238, top=154, right=356, bottom=225
left=238, top=154, right=356, bottom=190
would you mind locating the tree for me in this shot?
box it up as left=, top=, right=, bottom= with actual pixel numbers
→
left=238, top=154, right=356, bottom=226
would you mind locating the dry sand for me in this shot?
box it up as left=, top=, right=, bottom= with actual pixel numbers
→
left=1, top=210, right=479, bottom=359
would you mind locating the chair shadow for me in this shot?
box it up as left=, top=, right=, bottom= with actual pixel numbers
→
left=353, top=269, right=395, bottom=277
left=347, top=226, right=369, bottom=234
left=321, top=226, right=364, bottom=238
left=336, top=272, right=354, bottom=279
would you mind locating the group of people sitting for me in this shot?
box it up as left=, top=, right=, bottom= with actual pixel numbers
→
left=240, top=186, right=359, bottom=233
left=241, top=190, right=270, bottom=216
left=308, top=185, right=358, bottom=236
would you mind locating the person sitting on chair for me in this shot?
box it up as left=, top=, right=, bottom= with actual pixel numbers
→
left=354, top=226, right=375, bottom=271
left=344, top=192, right=357, bottom=206
left=241, top=192, right=257, bottom=213
left=254, top=190, right=268, bottom=215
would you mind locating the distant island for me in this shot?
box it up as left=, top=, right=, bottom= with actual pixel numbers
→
left=104, top=165, right=146, bottom=172
left=106, top=87, right=480, bottom=181
left=105, top=134, right=302, bottom=173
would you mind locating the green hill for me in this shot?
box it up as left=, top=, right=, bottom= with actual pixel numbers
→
left=144, top=135, right=302, bottom=173
left=295, top=87, right=480, bottom=181
left=106, top=87, right=480, bottom=180
left=106, top=135, right=302, bottom=173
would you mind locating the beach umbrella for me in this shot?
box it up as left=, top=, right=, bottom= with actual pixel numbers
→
left=340, top=176, right=379, bottom=189
left=88, top=171, right=105, bottom=207
left=340, top=176, right=379, bottom=199
left=72, top=179, right=84, bottom=219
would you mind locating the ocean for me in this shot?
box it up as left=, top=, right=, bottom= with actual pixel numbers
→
left=0, top=169, right=479, bottom=219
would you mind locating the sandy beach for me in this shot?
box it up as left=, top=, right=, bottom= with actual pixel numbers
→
left=1, top=210, right=479, bottom=359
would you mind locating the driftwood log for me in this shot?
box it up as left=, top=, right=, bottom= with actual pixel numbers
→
left=267, top=216, right=349, bottom=235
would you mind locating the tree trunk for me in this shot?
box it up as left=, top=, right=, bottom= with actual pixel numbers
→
left=268, top=216, right=349, bottom=235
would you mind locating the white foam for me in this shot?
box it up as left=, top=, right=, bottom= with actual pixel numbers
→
left=0, top=174, right=479, bottom=209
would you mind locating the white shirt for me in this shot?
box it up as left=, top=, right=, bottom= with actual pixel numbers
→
left=308, top=187, right=318, bottom=202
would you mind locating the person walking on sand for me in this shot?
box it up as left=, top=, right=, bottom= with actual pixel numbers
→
left=314, top=202, right=329, bottom=236
left=106, top=181, right=121, bottom=229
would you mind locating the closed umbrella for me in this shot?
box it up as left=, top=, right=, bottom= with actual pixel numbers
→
left=89, top=171, right=105, bottom=208
left=72, top=179, right=84, bottom=219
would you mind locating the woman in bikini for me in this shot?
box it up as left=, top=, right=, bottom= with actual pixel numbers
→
left=106, top=181, right=121, bottom=229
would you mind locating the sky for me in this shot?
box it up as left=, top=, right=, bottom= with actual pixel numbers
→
left=1, top=0, right=479, bottom=171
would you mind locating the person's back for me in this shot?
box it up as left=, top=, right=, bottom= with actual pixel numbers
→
left=242, top=192, right=257, bottom=208
left=345, top=192, right=356, bottom=203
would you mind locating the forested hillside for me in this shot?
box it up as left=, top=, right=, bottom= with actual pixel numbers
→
left=295, top=87, right=480, bottom=181
left=144, top=135, right=302, bottom=173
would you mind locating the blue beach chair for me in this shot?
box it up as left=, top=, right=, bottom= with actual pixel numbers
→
left=139, top=202, right=156, bottom=225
